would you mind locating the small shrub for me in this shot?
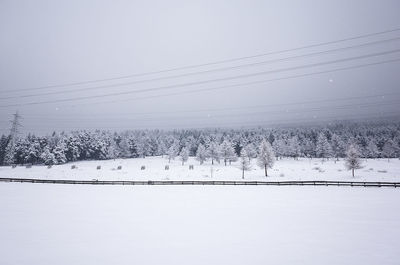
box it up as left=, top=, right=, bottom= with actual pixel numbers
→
left=141, top=166, right=145, bottom=170
left=279, top=173, right=285, bottom=177
left=71, top=165, right=77, bottom=169
left=377, top=170, right=387, bottom=173
left=189, top=165, right=194, bottom=170
left=117, top=166, right=122, bottom=170
left=25, top=164, right=32, bottom=169
left=11, top=164, right=17, bottom=168
left=165, top=165, right=169, bottom=170
left=97, top=165, right=101, bottom=170
left=47, top=165, right=52, bottom=169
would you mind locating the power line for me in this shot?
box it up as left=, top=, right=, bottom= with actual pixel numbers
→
left=176, top=112, right=400, bottom=130
left=3, top=111, right=398, bottom=132
left=19, top=92, right=400, bottom=119
left=3, top=36, right=400, bottom=99
left=1, top=50, right=400, bottom=108
left=6, top=100, right=398, bottom=124
left=3, top=27, right=400, bottom=93
left=56, top=57, right=400, bottom=108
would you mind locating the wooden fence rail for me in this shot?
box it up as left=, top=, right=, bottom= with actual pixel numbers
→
left=0, top=177, right=398, bottom=188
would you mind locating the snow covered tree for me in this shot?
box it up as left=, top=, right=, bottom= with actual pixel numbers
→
left=135, top=136, right=149, bottom=158
left=167, top=141, right=179, bottom=163
left=220, top=140, right=236, bottom=166
left=118, top=137, right=132, bottom=158
left=89, top=132, right=109, bottom=160
left=157, top=140, right=167, bottom=157
left=257, top=140, right=275, bottom=177
left=233, top=141, right=242, bottom=157
left=179, top=146, right=189, bottom=165
left=0, top=135, right=9, bottom=165
left=207, top=141, right=221, bottom=165
left=116, top=135, right=138, bottom=158
left=287, top=136, right=301, bottom=159
left=24, top=137, right=41, bottom=164
left=65, top=135, right=81, bottom=161
left=331, top=133, right=346, bottom=160
left=272, top=139, right=286, bottom=159
left=76, top=131, right=91, bottom=160
left=40, top=146, right=56, bottom=165
left=196, top=143, right=208, bottom=164
left=185, top=135, right=198, bottom=156
left=13, top=138, right=29, bottom=164
left=302, top=138, right=316, bottom=158
left=147, top=137, right=159, bottom=156
left=381, top=140, right=397, bottom=161
left=365, top=141, right=379, bottom=159
left=243, top=143, right=257, bottom=162
left=316, top=133, right=333, bottom=159
left=345, top=144, right=363, bottom=177
left=53, top=140, right=67, bottom=164
left=106, top=139, right=119, bottom=159
left=239, top=149, right=251, bottom=179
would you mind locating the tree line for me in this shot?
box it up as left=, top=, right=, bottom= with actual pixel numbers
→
left=0, top=120, right=399, bottom=167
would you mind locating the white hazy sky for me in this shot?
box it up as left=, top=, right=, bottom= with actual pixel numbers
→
left=1, top=0, right=400, bottom=134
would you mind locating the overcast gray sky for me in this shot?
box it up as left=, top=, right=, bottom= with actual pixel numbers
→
left=1, top=0, right=400, bottom=134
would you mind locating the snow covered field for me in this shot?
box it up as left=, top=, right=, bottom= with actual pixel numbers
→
left=0, top=183, right=399, bottom=265
left=0, top=156, right=399, bottom=182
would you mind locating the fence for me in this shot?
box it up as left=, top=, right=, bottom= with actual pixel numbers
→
left=0, top=178, right=398, bottom=188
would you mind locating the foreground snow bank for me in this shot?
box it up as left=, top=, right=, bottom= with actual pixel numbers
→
left=0, top=183, right=399, bottom=265
left=0, top=157, right=399, bottom=182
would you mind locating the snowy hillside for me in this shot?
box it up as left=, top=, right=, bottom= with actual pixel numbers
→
left=1, top=156, right=399, bottom=182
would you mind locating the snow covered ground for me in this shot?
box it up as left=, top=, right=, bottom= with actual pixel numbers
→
left=0, top=157, right=399, bottom=182
left=0, top=183, right=399, bottom=265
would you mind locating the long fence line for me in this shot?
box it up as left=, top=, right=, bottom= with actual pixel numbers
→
left=0, top=177, right=399, bottom=188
